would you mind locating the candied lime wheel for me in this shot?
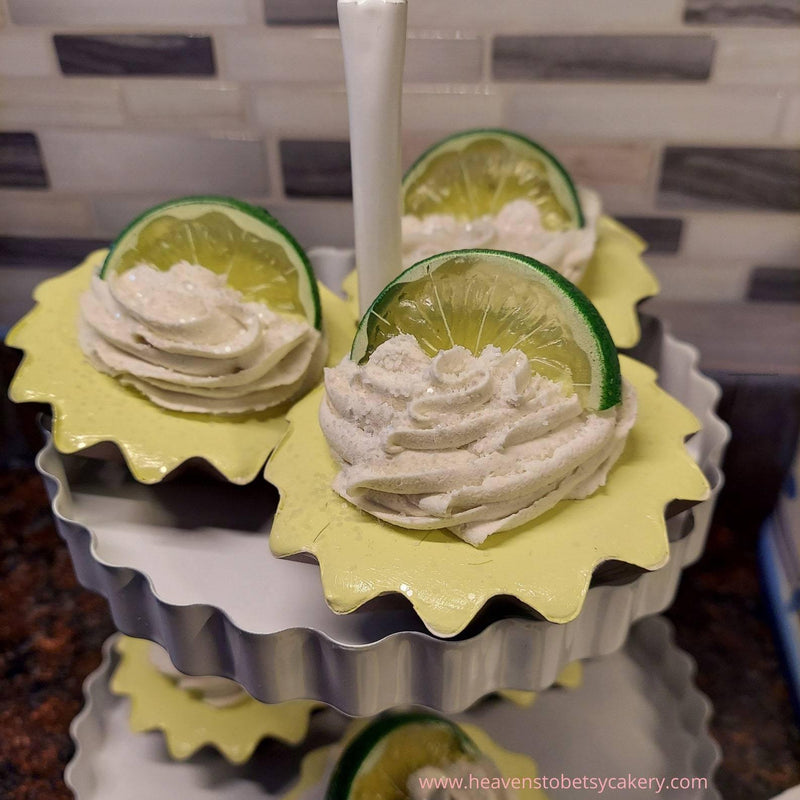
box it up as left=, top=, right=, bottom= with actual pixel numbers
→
left=326, top=711, right=480, bottom=800
left=351, top=249, right=621, bottom=411
left=100, top=196, right=321, bottom=328
left=402, top=128, right=583, bottom=231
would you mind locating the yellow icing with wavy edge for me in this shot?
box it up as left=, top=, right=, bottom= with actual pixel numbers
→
left=110, top=636, right=320, bottom=764
left=267, top=356, right=709, bottom=638
left=282, top=719, right=548, bottom=800
left=342, top=215, right=658, bottom=350
left=5, top=250, right=356, bottom=484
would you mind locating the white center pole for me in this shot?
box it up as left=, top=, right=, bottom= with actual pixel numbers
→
left=338, top=0, right=407, bottom=316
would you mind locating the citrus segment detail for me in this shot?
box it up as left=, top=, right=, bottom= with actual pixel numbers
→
left=351, top=249, right=621, bottom=411
left=326, top=712, right=479, bottom=800
left=100, top=196, right=321, bottom=329
left=403, top=128, right=584, bottom=230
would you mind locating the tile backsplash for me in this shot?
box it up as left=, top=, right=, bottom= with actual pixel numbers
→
left=0, top=0, right=799, bottom=305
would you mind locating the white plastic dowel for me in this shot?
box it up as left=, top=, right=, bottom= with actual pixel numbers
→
left=338, top=0, right=407, bottom=316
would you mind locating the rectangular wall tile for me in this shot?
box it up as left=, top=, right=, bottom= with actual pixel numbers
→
left=0, top=133, right=47, bottom=189
left=494, top=35, right=715, bottom=82
left=401, top=89, right=505, bottom=132
left=748, top=266, right=800, bottom=302
left=547, top=142, right=656, bottom=187
left=681, top=213, right=800, bottom=261
left=39, top=131, right=268, bottom=194
left=0, top=191, right=94, bottom=236
left=251, top=87, right=349, bottom=136
left=0, top=78, right=123, bottom=128
left=407, top=0, right=684, bottom=32
left=264, top=0, right=337, bottom=26
left=659, top=147, right=800, bottom=211
left=684, top=0, right=800, bottom=26
left=265, top=200, right=354, bottom=248
left=713, top=32, right=800, bottom=84
left=615, top=217, right=684, bottom=253
left=0, top=235, right=108, bottom=267
left=123, top=80, right=243, bottom=125
left=0, top=30, right=56, bottom=76
left=280, top=139, right=351, bottom=198
left=509, top=86, right=783, bottom=142
left=780, top=93, right=800, bottom=143
left=404, top=34, right=483, bottom=83
left=222, top=30, right=482, bottom=84
left=644, top=255, right=753, bottom=301
left=8, top=0, right=252, bottom=27
left=220, top=29, right=343, bottom=82
left=54, top=34, right=215, bottom=77
left=92, top=194, right=188, bottom=237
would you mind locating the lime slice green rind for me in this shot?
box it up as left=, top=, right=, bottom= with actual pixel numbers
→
left=402, top=128, right=585, bottom=229
left=351, top=249, right=622, bottom=412
left=100, top=195, right=322, bottom=330
left=325, top=711, right=479, bottom=800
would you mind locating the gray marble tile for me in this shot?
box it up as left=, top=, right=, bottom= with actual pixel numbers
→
left=280, top=139, right=351, bottom=198
left=659, top=147, right=800, bottom=210
left=748, top=266, right=800, bottom=301
left=685, top=0, right=800, bottom=25
left=616, top=217, right=684, bottom=254
left=264, top=0, right=337, bottom=25
left=493, top=35, right=715, bottom=82
left=0, top=133, right=48, bottom=189
left=0, top=236, right=108, bottom=267
left=54, top=34, right=215, bottom=76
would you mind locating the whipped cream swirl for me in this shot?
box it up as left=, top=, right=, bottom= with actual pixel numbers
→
left=79, top=261, right=325, bottom=414
left=402, top=187, right=601, bottom=284
left=320, top=335, right=636, bottom=546
left=409, top=758, right=512, bottom=800
left=149, top=644, right=248, bottom=709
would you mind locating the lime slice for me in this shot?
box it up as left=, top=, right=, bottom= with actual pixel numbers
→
left=403, top=128, right=583, bottom=231
left=326, top=711, right=480, bottom=800
left=351, top=249, right=621, bottom=411
left=100, top=196, right=321, bottom=329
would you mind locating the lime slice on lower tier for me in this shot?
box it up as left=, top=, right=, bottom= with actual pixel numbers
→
left=100, top=196, right=321, bottom=328
left=326, top=711, right=480, bottom=800
left=351, top=249, right=621, bottom=411
left=402, top=128, right=583, bottom=231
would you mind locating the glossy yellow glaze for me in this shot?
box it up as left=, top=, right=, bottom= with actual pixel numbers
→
left=342, top=215, right=658, bottom=349
left=267, top=356, right=709, bottom=638
left=110, top=636, right=320, bottom=764
left=6, top=250, right=356, bottom=484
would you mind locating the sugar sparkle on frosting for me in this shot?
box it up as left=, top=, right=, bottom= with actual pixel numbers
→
left=402, top=187, right=601, bottom=283
left=78, top=261, right=325, bottom=414
left=320, top=335, right=636, bottom=545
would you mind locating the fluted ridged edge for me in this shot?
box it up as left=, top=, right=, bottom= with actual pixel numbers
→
left=39, top=326, right=729, bottom=716
left=65, top=618, right=721, bottom=798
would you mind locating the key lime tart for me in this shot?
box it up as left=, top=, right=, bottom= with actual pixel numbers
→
left=110, top=635, right=321, bottom=764
left=6, top=196, right=355, bottom=483
left=285, top=711, right=547, bottom=800
left=267, top=249, right=710, bottom=637
left=344, top=128, right=658, bottom=349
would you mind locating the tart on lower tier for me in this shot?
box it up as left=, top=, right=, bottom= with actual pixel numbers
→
left=111, top=635, right=321, bottom=764
left=6, top=198, right=357, bottom=484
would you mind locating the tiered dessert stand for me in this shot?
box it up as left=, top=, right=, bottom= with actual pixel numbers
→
left=25, top=244, right=728, bottom=798
left=18, top=2, right=731, bottom=796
